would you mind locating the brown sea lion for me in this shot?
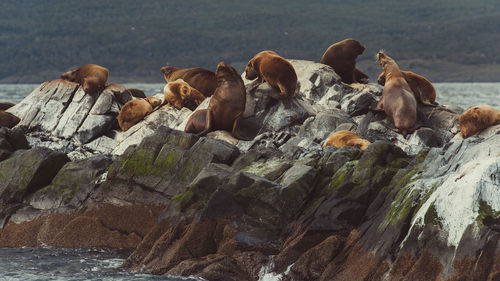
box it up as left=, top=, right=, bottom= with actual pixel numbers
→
left=196, top=62, right=248, bottom=140
left=184, top=109, right=207, bottom=134
left=117, top=96, right=162, bottom=131
left=320, top=38, right=369, bottom=84
left=245, top=50, right=298, bottom=99
left=458, top=105, right=500, bottom=138
left=378, top=70, right=436, bottom=105
left=0, top=102, right=15, bottom=111
left=60, top=64, right=109, bottom=95
left=163, top=79, right=206, bottom=111
left=322, top=130, right=371, bottom=150
left=160, top=66, right=217, bottom=97
left=126, top=88, right=146, bottom=98
left=0, top=111, right=20, bottom=129
left=376, top=51, right=417, bottom=137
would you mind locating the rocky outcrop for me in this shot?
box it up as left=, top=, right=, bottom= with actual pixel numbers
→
left=1, top=60, right=499, bottom=280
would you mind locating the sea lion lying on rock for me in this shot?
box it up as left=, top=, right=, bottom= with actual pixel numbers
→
left=0, top=111, right=20, bottom=129
left=61, top=64, right=109, bottom=95
left=189, top=62, right=249, bottom=140
left=376, top=51, right=417, bottom=137
left=245, top=50, right=299, bottom=99
left=322, top=130, right=371, bottom=150
left=163, top=79, right=206, bottom=111
left=459, top=105, right=500, bottom=138
left=320, top=38, right=369, bottom=84
left=378, top=70, right=436, bottom=106
left=118, top=97, right=162, bottom=131
left=0, top=102, right=15, bottom=111
left=161, top=66, right=217, bottom=97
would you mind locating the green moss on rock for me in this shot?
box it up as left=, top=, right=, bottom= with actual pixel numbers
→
left=172, top=190, right=195, bottom=209
left=477, top=200, right=500, bottom=225
left=424, top=202, right=441, bottom=226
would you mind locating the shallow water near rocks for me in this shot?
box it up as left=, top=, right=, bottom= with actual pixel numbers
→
left=0, top=247, right=203, bottom=281
left=0, top=82, right=499, bottom=110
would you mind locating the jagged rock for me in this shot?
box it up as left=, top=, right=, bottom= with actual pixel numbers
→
left=1, top=59, right=496, bottom=281
left=111, top=105, right=192, bottom=155
left=298, top=111, right=354, bottom=142
left=26, top=155, right=113, bottom=210
left=339, top=85, right=380, bottom=116
left=0, top=147, right=70, bottom=204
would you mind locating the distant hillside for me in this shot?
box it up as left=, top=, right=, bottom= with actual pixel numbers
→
left=2, top=0, right=500, bottom=83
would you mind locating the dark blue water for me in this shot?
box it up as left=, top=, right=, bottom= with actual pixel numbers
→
left=0, top=247, right=203, bottom=281
left=1, top=83, right=499, bottom=110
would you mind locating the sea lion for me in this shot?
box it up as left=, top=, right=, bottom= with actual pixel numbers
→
left=117, top=96, right=162, bottom=131
left=60, top=64, right=109, bottom=95
left=378, top=70, right=436, bottom=105
left=126, top=88, right=146, bottom=98
left=376, top=51, right=417, bottom=137
left=184, top=109, right=207, bottom=134
left=458, top=105, right=500, bottom=138
left=160, top=66, right=217, bottom=97
left=245, top=50, right=298, bottom=99
left=0, top=111, right=20, bottom=129
left=163, top=79, right=206, bottom=111
left=0, top=102, right=15, bottom=111
left=322, top=130, right=371, bottom=150
left=195, top=62, right=248, bottom=140
left=320, top=38, right=369, bottom=84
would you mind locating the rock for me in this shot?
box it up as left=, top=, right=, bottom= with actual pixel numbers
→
left=298, top=111, right=354, bottom=142
left=339, top=86, right=380, bottom=116
left=26, top=155, right=113, bottom=210
left=0, top=147, right=70, bottom=204
left=112, top=105, right=192, bottom=155
left=1, top=60, right=498, bottom=281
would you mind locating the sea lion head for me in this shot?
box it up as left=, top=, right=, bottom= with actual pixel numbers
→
left=344, top=38, right=366, bottom=55
left=377, top=51, right=393, bottom=67
left=60, top=69, right=78, bottom=81
left=160, top=66, right=180, bottom=78
left=144, top=96, right=162, bottom=108
left=216, top=62, right=239, bottom=82
left=244, top=60, right=258, bottom=80
left=82, top=77, right=104, bottom=95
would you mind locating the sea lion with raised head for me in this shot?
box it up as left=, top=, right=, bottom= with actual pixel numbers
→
left=245, top=50, right=298, bottom=99
left=61, top=64, right=109, bottom=95
left=320, top=38, right=369, bottom=84
left=378, top=70, right=436, bottom=106
left=163, top=79, right=206, bottom=111
left=195, top=62, right=248, bottom=140
left=376, top=51, right=417, bottom=137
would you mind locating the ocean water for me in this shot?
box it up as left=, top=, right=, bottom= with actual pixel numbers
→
left=0, top=247, right=202, bottom=281
left=0, top=83, right=499, bottom=110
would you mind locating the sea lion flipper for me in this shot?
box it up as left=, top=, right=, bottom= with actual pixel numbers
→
left=231, top=117, right=252, bottom=141
left=197, top=109, right=214, bottom=137
left=375, top=99, right=384, bottom=111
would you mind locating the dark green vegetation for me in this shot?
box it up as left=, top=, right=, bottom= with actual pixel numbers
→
left=2, top=0, right=500, bottom=83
